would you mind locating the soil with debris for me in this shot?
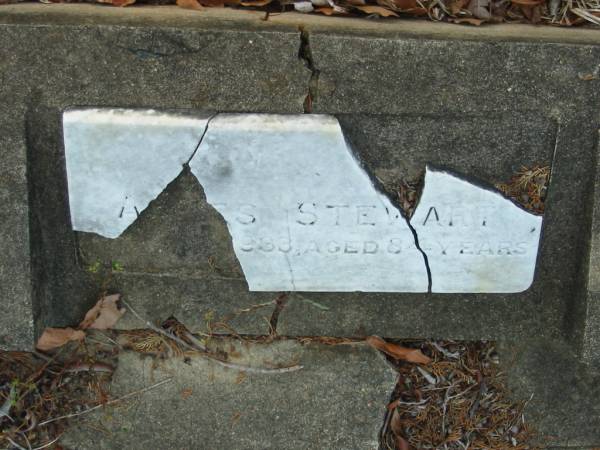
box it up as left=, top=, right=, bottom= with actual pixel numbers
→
left=0, top=344, right=116, bottom=450
left=381, top=340, right=541, bottom=450
left=1, top=0, right=599, bottom=27
left=1, top=290, right=543, bottom=450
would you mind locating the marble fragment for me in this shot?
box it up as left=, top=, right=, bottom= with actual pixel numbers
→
left=189, top=114, right=429, bottom=292
left=63, top=109, right=210, bottom=238
left=411, top=166, right=543, bottom=293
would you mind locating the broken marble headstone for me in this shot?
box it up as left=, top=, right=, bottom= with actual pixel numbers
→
left=63, top=109, right=210, bottom=238
left=411, top=167, right=543, bottom=293
left=63, top=110, right=544, bottom=293
left=189, top=114, right=429, bottom=292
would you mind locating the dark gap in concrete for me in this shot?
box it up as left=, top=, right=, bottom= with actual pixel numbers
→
left=268, top=293, right=289, bottom=334
left=298, top=27, right=320, bottom=114
left=24, top=100, right=97, bottom=336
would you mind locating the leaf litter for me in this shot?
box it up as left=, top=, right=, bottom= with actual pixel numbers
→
left=2, top=0, right=600, bottom=26
left=378, top=338, right=542, bottom=450
left=2, top=292, right=301, bottom=449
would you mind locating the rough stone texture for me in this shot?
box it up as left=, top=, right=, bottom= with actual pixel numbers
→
left=0, top=112, right=33, bottom=349
left=108, top=273, right=277, bottom=335
left=499, top=338, right=600, bottom=447
left=0, top=6, right=308, bottom=349
left=60, top=340, right=395, bottom=450
left=580, top=135, right=600, bottom=367
left=0, top=4, right=598, bottom=359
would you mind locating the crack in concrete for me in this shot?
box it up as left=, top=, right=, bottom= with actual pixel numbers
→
left=298, top=28, right=320, bottom=114
left=186, top=112, right=219, bottom=165
left=268, top=293, right=289, bottom=334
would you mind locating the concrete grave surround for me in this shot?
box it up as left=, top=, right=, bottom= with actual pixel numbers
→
left=63, top=110, right=544, bottom=293
left=411, top=167, right=543, bottom=293
left=63, top=109, right=211, bottom=239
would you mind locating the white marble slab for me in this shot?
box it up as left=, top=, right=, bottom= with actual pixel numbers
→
left=189, top=114, right=429, bottom=292
left=411, top=166, right=543, bottom=293
left=63, top=109, right=210, bottom=238
left=63, top=110, right=544, bottom=293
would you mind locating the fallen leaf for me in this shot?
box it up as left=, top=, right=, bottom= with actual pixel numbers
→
left=447, top=0, right=468, bottom=14
left=176, top=0, right=205, bottom=8
left=355, top=5, right=399, bottom=16
left=240, top=0, right=272, bottom=5
left=97, top=0, right=136, bottom=6
left=79, top=294, right=126, bottom=330
left=315, top=6, right=336, bottom=14
left=36, top=328, right=85, bottom=351
left=390, top=409, right=410, bottom=450
left=181, top=388, right=193, bottom=399
left=0, top=385, right=16, bottom=422
left=294, top=1, right=314, bottom=12
left=366, top=336, right=432, bottom=364
left=393, top=0, right=417, bottom=8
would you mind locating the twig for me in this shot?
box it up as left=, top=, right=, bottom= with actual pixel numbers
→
left=29, top=435, right=61, bottom=450
left=120, top=299, right=197, bottom=353
left=214, top=360, right=303, bottom=374
left=121, top=298, right=303, bottom=374
left=37, top=377, right=173, bottom=427
left=6, top=434, right=63, bottom=450
left=6, top=437, right=26, bottom=450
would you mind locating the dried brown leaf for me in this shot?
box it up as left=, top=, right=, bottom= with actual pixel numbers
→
left=390, top=409, right=410, bottom=450
left=315, top=6, right=338, bottom=14
left=97, top=0, right=136, bottom=6
left=79, top=294, right=126, bottom=330
left=447, top=0, right=468, bottom=14
left=393, top=0, right=417, bottom=8
left=36, top=328, right=85, bottom=351
left=355, top=5, right=399, bottom=15
left=366, top=336, right=432, bottom=364
left=240, top=0, right=272, bottom=5
left=177, top=0, right=205, bottom=8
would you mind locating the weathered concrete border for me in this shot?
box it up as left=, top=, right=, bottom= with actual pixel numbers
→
left=0, top=5, right=599, bottom=359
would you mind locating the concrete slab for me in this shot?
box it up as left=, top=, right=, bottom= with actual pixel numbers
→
left=500, top=339, right=600, bottom=447
left=0, top=4, right=598, bottom=361
left=108, top=274, right=278, bottom=336
left=60, top=339, right=395, bottom=449
left=0, top=9, right=308, bottom=349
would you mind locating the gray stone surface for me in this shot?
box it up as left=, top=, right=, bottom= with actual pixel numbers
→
left=0, top=113, right=34, bottom=350
left=580, top=135, right=600, bottom=367
left=499, top=338, right=600, bottom=447
left=60, top=340, right=395, bottom=450
left=108, top=273, right=277, bottom=335
left=0, top=6, right=308, bottom=349
left=0, top=4, right=599, bottom=354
